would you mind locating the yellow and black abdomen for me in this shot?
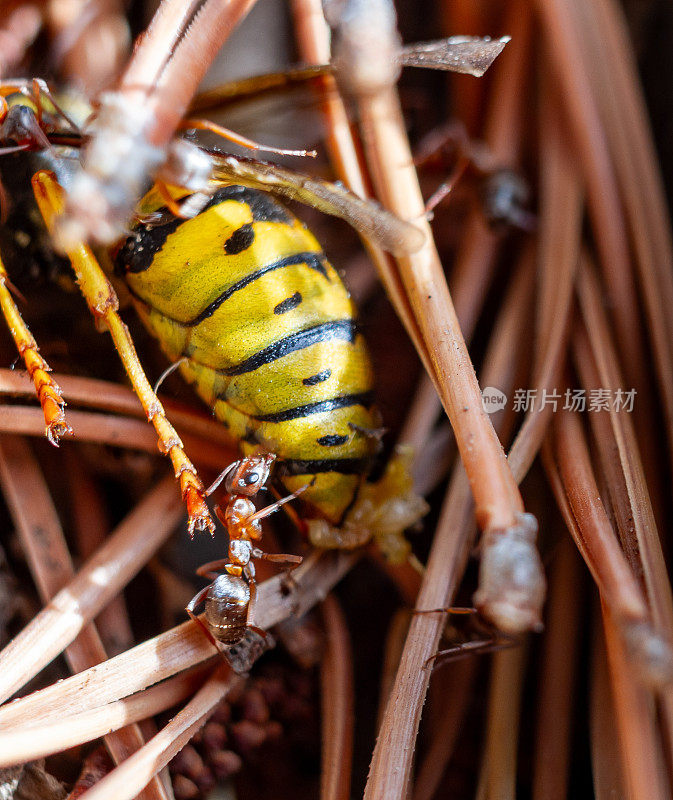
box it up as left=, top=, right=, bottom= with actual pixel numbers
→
left=116, top=186, right=380, bottom=523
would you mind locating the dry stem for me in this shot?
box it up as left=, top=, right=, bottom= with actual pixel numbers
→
left=0, top=552, right=353, bottom=736
left=320, top=595, right=354, bottom=800
left=0, top=435, right=168, bottom=800
left=0, top=475, right=184, bottom=703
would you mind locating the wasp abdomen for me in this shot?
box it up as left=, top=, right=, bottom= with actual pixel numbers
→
left=116, top=185, right=381, bottom=523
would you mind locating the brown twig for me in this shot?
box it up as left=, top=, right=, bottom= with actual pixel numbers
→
left=0, top=474, right=184, bottom=704
left=532, top=536, right=583, bottom=800
left=0, top=664, right=211, bottom=767
left=543, top=408, right=671, bottom=687
left=0, top=368, right=236, bottom=451
left=601, top=604, right=670, bottom=798
left=364, top=244, right=534, bottom=800
left=0, top=552, right=353, bottom=730
left=0, top=404, right=234, bottom=471
left=319, top=595, right=354, bottom=800
left=65, top=663, right=242, bottom=800
left=0, top=435, right=168, bottom=800
left=475, top=643, right=528, bottom=800
left=573, top=0, right=673, bottom=485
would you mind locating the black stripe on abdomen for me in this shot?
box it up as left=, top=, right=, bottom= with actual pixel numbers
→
left=222, top=320, right=358, bottom=376
left=303, top=369, right=331, bottom=386
left=187, top=252, right=328, bottom=326
left=278, top=457, right=370, bottom=476
left=317, top=434, right=349, bottom=446
left=252, top=391, right=374, bottom=423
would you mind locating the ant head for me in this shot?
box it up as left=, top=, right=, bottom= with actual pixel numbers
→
left=224, top=453, right=276, bottom=496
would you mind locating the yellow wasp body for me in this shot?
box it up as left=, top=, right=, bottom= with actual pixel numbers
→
left=0, top=84, right=426, bottom=559
left=115, top=185, right=380, bottom=524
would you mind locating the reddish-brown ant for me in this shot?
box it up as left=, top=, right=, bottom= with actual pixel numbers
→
left=186, top=453, right=306, bottom=673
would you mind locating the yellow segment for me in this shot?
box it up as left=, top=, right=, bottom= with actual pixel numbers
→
left=121, top=187, right=381, bottom=524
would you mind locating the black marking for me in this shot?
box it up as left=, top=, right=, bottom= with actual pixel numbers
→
left=203, top=186, right=293, bottom=223
left=274, top=292, right=302, bottom=315
left=224, top=223, right=255, bottom=254
left=317, top=434, right=349, bottom=447
left=253, top=391, right=374, bottom=423
left=115, top=217, right=181, bottom=275
left=188, top=253, right=327, bottom=327
left=279, top=457, right=370, bottom=476
left=114, top=184, right=292, bottom=276
left=303, top=369, right=331, bottom=386
left=222, top=321, right=357, bottom=377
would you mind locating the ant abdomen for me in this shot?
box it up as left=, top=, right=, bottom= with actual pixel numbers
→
left=204, top=574, right=250, bottom=644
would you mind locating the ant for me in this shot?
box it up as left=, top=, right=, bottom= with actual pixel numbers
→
left=186, top=453, right=306, bottom=673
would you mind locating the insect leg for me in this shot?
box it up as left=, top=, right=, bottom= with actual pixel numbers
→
left=32, top=170, right=215, bottom=536
left=0, top=252, right=72, bottom=445
left=252, top=550, right=303, bottom=566
left=178, top=117, right=317, bottom=158
left=248, top=482, right=311, bottom=522
left=195, top=559, right=231, bottom=580
left=186, top=585, right=219, bottom=649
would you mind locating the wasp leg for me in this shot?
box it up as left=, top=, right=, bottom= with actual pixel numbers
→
left=154, top=179, right=191, bottom=219
left=0, top=252, right=72, bottom=445
left=179, top=117, right=316, bottom=159
left=424, top=635, right=519, bottom=670
left=32, top=170, right=215, bottom=536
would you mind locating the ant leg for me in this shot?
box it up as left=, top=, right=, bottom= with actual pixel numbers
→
left=424, top=155, right=471, bottom=214
left=252, top=550, right=303, bottom=567
left=206, top=463, right=239, bottom=497
left=248, top=481, right=312, bottom=523
left=186, top=586, right=219, bottom=649
left=195, top=559, right=232, bottom=580
left=252, top=549, right=302, bottom=595
left=179, top=117, right=317, bottom=158
left=0, top=251, right=72, bottom=445
left=243, top=566, right=268, bottom=639
left=413, top=606, right=477, bottom=616
left=32, top=171, right=214, bottom=537
left=268, top=484, right=307, bottom=535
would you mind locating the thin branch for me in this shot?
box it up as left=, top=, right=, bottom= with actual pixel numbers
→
left=532, top=537, right=583, bottom=800
left=62, top=663, right=242, bottom=800
left=0, top=552, right=354, bottom=730
left=475, top=644, right=528, bottom=800
left=601, top=603, right=670, bottom=798
left=0, top=404, right=235, bottom=471
left=364, top=245, right=534, bottom=800
left=320, top=595, right=354, bottom=800
left=0, top=435, right=169, bottom=800
left=0, top=475, right=184, bottom=704
left=0, top=368, right=236, bottom=451
left=0, top=664, right=211, bottom=767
